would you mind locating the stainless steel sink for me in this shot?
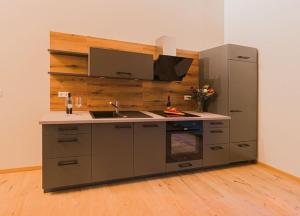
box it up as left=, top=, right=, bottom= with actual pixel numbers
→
left=90, top=111, right=152, bottom=119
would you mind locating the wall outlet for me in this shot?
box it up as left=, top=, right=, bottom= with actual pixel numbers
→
left=184, top=95, right=192, bottom=100
left=58, top=92, right=69, bottom=98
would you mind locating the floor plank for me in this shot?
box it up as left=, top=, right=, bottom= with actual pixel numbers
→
left=0, top=164, right=299, bottom=216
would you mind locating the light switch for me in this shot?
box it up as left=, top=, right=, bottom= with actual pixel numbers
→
left=58, top=92, right=68, bottom=97
left=184, top=95, right=192, bottom=100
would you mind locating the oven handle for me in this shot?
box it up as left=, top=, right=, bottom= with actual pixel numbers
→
left=166, top=129, right=202, bottom=132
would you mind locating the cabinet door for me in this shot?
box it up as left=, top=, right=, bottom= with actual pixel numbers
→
left=92, top=123, right=134, bottom=182
left=89, top=48, right=153, bottom=80
left=230, top=141, right=257, bottom=162
left=229, top=60, right=257, bottom=142
left=134, top=122, right=166, bottom=176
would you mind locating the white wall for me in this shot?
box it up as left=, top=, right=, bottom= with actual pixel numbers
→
left=0, top=0, right=224, bottom=169
left=225, top=0, right=300, bottom=177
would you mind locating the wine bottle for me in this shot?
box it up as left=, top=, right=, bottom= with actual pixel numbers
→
left=166, top=95, right=171, bottom=108
left=66, top=93, right=73, bottom=114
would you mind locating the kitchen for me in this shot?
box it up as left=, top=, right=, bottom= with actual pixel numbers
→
left=1, top=1, right=300, bottom=216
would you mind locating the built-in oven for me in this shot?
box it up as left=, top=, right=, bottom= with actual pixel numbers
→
left=166, top=121, right=203, bottom=172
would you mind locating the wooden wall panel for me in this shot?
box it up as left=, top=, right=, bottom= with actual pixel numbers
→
left=49, top=32, right=199, bottom=111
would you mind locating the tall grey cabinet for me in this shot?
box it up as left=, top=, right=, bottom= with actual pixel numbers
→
left=200, top=44, right=258, bottom=163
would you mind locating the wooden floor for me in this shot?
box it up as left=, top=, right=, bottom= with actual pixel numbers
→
left=0, top=164, right=300, bottom=216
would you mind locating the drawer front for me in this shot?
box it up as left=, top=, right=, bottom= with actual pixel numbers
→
left=43, top=133, right=91, bottom=159
left=227, top=44, right=257, bottom=63
left=166, top=160, right=203, bottom=172
left=204, top=128, right=229, bottom=145
left=230, top=141, right=257, bottom=163
left=203, top=144, right=229, bottom=167
left=43, top=124, right=91, bottom=136
left=204, top=120, right=229, bottom=129
left=43, top=156, right=91, bottom=190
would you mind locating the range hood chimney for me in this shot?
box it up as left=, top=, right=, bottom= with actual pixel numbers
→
left=155, top=36, right=176, bottom=56
left=154, top=36, right=193, bottom=81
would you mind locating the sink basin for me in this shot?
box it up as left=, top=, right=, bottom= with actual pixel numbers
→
left=90, top=111, right=152, bottom=119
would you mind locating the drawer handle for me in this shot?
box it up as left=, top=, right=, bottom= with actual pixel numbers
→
left=210, top=130, right=223, bottom=133
left=143, top=124, right=158, bottom=128
left=178, top=162, right=193, bottom=168
left=210, top=146, right=224, bottom=151
left=58, top=127, right=78, bottom=132
left=237, top=143, right=250, bottom=148
left=230, top=110, right=243, bottom=113
left=210, top=122, right=224, bottom=125
left=116, top=71, right=132, bottom=76
left=237, top=56, right=250, bottom=59
left=58, top=138, right=78, bottom=143
left=115, top=125, right=132, bottom=129
left=58, top=160, right=78, bottom=166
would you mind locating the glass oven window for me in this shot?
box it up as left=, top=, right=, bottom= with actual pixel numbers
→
left=171, top=133, right=199, bottom=155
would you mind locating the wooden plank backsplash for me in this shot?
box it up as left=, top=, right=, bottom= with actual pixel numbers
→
left=49, top=32, right=199, bottom=111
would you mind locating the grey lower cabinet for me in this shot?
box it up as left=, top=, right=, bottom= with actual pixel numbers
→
left=92, top=123, right=134, bottom=182
left=203, top=120, right=230, bottom=167
left=42, top=124, right=92, bottom=191
left=42, top=119, right=239, bottom=192
left=133, top=122, right=166, bottom=176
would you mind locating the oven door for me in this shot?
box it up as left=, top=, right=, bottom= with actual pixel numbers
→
left=166, top=129, right=203, bottom=163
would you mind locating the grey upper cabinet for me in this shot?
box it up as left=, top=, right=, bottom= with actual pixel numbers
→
left=229, top=60, right=257, bottom=142
left=89, top=47, right=153, bottom=80
left=133, top=122, right=166, bottom=176
left=92, top=123, right=134, bottom=182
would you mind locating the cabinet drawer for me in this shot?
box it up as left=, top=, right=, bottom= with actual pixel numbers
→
left=43, top=124, right=91, bottom=136
left=203, top=144, right=229, bottom=167
left=227, top=44, right=257, bottom=63
left=166, top=160, right=203, bottom=172
left=43, top=156, right=91, bottom=190
left=204, top=120, right=229, bottom=129
left=43, top=133, right=91, bottom=158
left=230, top=141, right=257, bottom=163
left=204, top=128, right=229, bottom=145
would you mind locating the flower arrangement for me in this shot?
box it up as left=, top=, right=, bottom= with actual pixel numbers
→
left=190, top=84, right=216, bottom=112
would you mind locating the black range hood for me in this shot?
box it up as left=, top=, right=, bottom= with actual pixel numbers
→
left=154, top=55, right=193, bottom=81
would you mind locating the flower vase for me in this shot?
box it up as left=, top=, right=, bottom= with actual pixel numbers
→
left=197, top=101, right=203, bottom=112
left=197, top=100, right=208, bottom=113
left=202, top=100, right=208, bottom=112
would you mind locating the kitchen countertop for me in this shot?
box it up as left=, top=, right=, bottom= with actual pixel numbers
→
left=39, top=111, right=230, bottom=125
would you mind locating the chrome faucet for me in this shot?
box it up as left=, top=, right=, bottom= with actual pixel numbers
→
left=109, top=101, right=120, bottom=114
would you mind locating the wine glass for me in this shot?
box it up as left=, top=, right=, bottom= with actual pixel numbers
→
left=75, top=96, right=82, bottom=109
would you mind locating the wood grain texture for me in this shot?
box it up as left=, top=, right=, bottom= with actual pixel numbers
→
left=1, top=164, right=300, bottom=216
left=49, top=32, right=199, bottom=111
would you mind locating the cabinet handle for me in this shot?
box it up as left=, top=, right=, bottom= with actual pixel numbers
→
left=230, top=110, right=243, bottom=113
left=237, top=56, right=250, bottom=59
left=57, top=138, right=78, bottom=143
left=58, top=127, right=78, bottom=132
left=116, top=71, right=132, bottom=76
left=237, top=143, right=250, bottom=148
left=178, top=162, right=193, bottom=168
left=210, top=130, right=223, bottom=133
left=57, top=160, right=78, bottom=166
left=210, top=122, right=224, bottom=125
left=210, top=146, right=224, bottom=151
left=143, top=124, right=158, bottom=128
left=115, top=125, right=132, bottom=129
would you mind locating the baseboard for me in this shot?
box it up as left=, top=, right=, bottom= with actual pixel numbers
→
left=258, top=162, right=300, bottom=183
left=0, top=165, right=42, bottom=174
